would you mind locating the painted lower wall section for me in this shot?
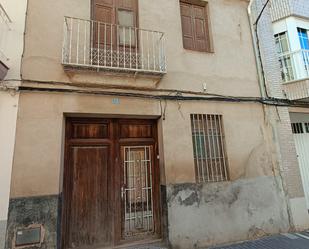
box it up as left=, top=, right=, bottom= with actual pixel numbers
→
left=5, top=195, right=59, bottom=249
left=167, top=176, right=290, bottom=249
left=0, top=220, right=7, bottom=248
left=5, top=177, right=290, bottom=249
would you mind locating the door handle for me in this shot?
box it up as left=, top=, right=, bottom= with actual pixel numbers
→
left=121, top=186, right=125, bottom=200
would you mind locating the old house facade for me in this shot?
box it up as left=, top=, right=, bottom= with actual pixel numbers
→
left=4, top=0, right=309, bottom=248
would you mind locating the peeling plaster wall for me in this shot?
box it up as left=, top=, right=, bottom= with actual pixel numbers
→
left=0, top=220, right=7, bottom=249
left=5, top=195, right=59, bottom=249
left=167, top=176, right=290, bottom=249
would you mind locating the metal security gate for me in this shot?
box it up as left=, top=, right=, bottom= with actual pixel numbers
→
left=292, top=122, right=309, bottom=209
left=121, top=146, right=154, bottom=238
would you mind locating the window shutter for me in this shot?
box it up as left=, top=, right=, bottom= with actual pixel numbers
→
left=180, top=1, right=211, bottom=52
left=180, top=2, right=195, bottom=50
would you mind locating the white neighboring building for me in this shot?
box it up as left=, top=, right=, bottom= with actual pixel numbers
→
left=270, top=0, right=309, bottom=226
left=0, top=0, right=27, bottom=247
left=249, top=0, right=309, bottom=231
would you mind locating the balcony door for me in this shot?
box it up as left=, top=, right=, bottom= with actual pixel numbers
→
left=91, top=0, right=138, bottom=68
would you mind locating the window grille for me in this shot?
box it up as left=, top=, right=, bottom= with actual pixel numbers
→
left=305, top=123, right=309, bottom=133
left=292, top=123, right=304, bottom=134
left=190, top=114, right=229, bottom=183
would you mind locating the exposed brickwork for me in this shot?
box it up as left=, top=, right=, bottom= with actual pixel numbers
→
left=250, top=0, right=304, bottom=199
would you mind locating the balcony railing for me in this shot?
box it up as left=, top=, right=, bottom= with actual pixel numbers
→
left=62, top=16, right=166, bottom=75
left=279, top=49, right=309, bottom=83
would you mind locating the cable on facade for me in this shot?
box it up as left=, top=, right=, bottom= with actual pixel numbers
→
left=16, top=85, right=309, bottom=109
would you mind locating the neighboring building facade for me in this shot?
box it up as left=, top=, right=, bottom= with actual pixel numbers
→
left=0, top=0, right=27, bottom=247
left=270, top=0, right=309, bottom=211
left=249, top=0, right=309, bottom=231
left=4, top=0, right=309, bottom=248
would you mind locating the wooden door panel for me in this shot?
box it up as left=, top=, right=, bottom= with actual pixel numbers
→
left=63, top=118, right=160, bottom=248
left=119, top=123, right=153, bottom=139
left=71, top=122, right=109, bottom=139
left=67, top=145, right=111, bottom=248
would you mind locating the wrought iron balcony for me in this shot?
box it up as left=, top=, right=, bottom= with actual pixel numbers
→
left=62, top=17, right=166, bottom=75
left=279, top=49, right=309, bottom=100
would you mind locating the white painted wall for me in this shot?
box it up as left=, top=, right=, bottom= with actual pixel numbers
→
left=0, top=0, right=27, bottom=79
left=0, top=0, right=27, bottom=247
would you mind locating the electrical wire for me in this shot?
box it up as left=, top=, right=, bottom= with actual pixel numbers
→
left=15, top=85, right=309, bottom=109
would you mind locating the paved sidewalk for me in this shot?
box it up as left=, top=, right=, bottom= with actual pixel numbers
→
left=211, top=232, right=309, bottom=249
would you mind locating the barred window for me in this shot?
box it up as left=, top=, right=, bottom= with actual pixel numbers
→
left=190, top=114, right=229, bottom=183
left=292, top=123, right=304, bottom=134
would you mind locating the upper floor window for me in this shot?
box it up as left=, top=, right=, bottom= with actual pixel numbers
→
left=275, top=32, right=290, bottom=54
left=190, top=114, right=229, bottom=183
left=180, top=0, right=212, bottom=52
left=298, top=28, right=309, bottom=50
left=275, top=32, right=295, bottom=82
left=92, top=0, right=138, bottom=48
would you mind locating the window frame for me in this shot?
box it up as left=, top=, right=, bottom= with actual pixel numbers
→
left=274, top=31, right=295, bottom=82
left=297, top=27, right=309, bottom=50
left=190, top=114, right=229, bottom=183
left=179, top=0, right=213, bottom=53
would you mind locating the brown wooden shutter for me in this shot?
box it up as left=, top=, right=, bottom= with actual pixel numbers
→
left=180, top=1, right=211, bottom=52
left=92, top=0, right=115, bottom=48
left=92, top=0, right=138, bottom=48
left=180, top=2, right=195, bottom=50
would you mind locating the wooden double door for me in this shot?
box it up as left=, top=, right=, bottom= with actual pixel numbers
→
left=62, top=118, right=161, bottom=249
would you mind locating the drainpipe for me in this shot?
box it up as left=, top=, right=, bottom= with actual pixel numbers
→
left=248, top=0, right=267, bottom=98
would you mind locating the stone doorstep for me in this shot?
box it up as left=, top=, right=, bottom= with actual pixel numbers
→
left=102, top=239, right=168, bottom=249
left=118, top=241, right=168, bottom=249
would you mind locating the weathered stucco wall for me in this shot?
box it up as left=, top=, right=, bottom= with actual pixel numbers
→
left=167, top=176, right=289, bottom=248
left=7, top=91, right=291, bottom=248
left=21, top=0, right=260, bottom=97
left=11, top=92, right=275, bottom=197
